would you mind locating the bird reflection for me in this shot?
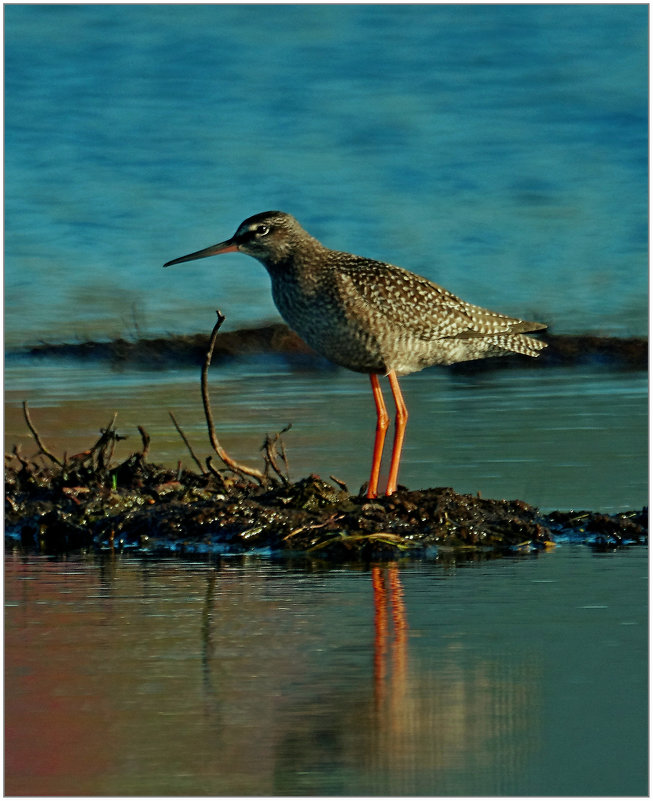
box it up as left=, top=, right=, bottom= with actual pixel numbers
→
left=372, top=563, right=408, bottom=711
left=196, top=560, right=538, bottom=794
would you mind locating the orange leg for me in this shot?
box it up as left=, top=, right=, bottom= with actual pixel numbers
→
left=367, top=374, right=389, bottom=499
left=385, top=371, right=408, bottom=496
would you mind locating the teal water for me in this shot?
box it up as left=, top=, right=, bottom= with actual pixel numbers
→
left=4, top=15, right=647, bottom=793
left=5, top=4, right=648, bottom=348
left=4, top=5, right=647, bottom=512
left=5, top=550, right=648, bottom=796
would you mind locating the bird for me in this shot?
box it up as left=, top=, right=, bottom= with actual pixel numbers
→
left=164, top=211, right=547, bottom=499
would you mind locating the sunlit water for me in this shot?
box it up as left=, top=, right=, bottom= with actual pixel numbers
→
left=4, top=5, right=647, bottom=516
left=4, top=14, right=648, bottom=794
left=5, top=357, right=647, bottom=513
left=5, top=550, right=647, bottom=796
left=5, top=4, right=647, bottom=350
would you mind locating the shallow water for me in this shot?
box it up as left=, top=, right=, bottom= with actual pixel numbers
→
left=5, top=549, right=647, bottom=796
left=4, top=5, right=647, bottom=517
left=4, top=14, right=647, bottom=794
left=5, top=358, right=647, bottom=513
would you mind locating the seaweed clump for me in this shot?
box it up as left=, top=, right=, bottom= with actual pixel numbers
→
left=6, top=313, right=647, bottom=560
left=5, top=416, right=646, bottom=560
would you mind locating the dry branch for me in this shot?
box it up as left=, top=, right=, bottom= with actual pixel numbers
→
left=92, top=413, right=120, bottom=472
left=22, top=401, right=62, bottom=466
left=169, top=411, right=206, bottom=474
left=201, top=311, right=268, bottom=486
left=262, top=425, right=292, bottom=485
left=11, top=444, right=30, bottom=472
left=137, top=426, right=150, bottom=461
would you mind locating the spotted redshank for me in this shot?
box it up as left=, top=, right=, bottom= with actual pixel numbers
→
left=164, top=211, right=547, bottom=498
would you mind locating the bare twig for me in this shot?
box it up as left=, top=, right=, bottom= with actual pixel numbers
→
left=278, top=423, right=291, bottom=479
left=201, top=311, right=268, bottom=486
left=105, top=430, right=117, bottom=468
left=22, top=401, right=62, bottom=466
left=283, top=513, right=344, bottom=541
left=205, top=456, right=228, bottom=490
left=11, top=444, right=30, bottom=472
left=169, top=411, right=206, bottom=474
left=89, top=412, right=118, bottom=453
left=329, top=475, right=349, bottom=492
left=137, top=426, right=150, bottom=461
left=92, top=413, right=120, bottom=472
left=262, top=424, right=292, bottom=485
left=263, top=434, right=289, bottom=484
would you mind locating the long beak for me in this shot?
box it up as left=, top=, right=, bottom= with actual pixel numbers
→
left=163, top=238, right=239, bottom=268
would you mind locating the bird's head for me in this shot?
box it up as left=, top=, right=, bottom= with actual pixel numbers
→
left=163, top=211, right=315, bottom=270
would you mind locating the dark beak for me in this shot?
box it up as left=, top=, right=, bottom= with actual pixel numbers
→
left=163, top=239, right=239, bottom=268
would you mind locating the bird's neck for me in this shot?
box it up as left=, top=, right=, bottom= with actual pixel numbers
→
left=260, top=236, right=329, bottom=279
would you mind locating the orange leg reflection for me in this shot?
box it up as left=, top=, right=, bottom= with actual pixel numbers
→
left=372, top=563, right=408, bottom=708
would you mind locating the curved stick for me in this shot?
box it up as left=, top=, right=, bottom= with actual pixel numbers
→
left=201, top=311, right=267, bottom=485
left=22, top=401, right=62, bottom=467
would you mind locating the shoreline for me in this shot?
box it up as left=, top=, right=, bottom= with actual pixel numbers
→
left=6, top=413, right=647, bottom=560
left=7, top=324, right=648, bottom=372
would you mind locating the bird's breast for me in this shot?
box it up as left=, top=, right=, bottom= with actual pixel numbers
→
left=269, top=272, right=388, bottom=373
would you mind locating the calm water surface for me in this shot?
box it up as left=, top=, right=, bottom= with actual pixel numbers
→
left=5, top=359, right=647, bottom=513
left=4, top=4, right=648, bottom=516
left=5, top=549, right=647, bottom=796
left=4, top=14, right=648, bottom=793
left=5, top=4, right=647, bottom=345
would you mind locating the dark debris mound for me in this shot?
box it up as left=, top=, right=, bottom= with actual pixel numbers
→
left=5, top=441, right=647, bottom=560
left=9, top=326, right=647, bottom=371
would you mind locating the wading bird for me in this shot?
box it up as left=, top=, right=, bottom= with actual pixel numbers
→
left=164, top=211, right=546, bottom=498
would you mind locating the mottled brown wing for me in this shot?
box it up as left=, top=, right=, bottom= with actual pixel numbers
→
left=334, top=255, right=543, bottom=341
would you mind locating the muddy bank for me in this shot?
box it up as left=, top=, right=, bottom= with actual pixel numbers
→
left=6, top=318, right=647, bottom=560
left=6, top=421, right=647, bottom=560
left=9, top=324, right=648, bottom=371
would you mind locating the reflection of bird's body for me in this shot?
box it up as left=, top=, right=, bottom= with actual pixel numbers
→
left=164, top=211, right=547, bottom=498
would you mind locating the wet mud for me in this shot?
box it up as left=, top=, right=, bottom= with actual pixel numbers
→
left=6, top=323, right=647, bottom=560
left=6, top=425, right=647, bottom=560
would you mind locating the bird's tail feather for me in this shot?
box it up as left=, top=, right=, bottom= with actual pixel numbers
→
left=490, top=332, right=548, bottom=358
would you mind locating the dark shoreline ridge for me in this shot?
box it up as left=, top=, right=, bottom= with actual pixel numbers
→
left=9, top=324, right=648, bottom=371
left=6, top=415, right=647, bottom=560
left=7, top=318, right=647, bottom=559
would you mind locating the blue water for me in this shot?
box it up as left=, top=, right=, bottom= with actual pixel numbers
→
left=4, top=5, right=648, bottom=513
left=5, top=4, right=648, bottom=347
left=4, top=13, right=648, bottom=797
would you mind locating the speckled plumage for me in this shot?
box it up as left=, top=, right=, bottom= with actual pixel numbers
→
left=164, top=210, right=547, bottom=498
left=166, top=210, right=546, bottom=375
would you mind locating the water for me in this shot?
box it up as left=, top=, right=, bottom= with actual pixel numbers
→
left=4, top=6, right=648, bottom=516
left=5, top=4, right=648, bottom=511
left=4, top=359, right=647, bottom=512
left=5, top=5, right=647, bottom=348
left=4, top=17, right=648, bottom=792
left=5, top=549, right=647, bottom=796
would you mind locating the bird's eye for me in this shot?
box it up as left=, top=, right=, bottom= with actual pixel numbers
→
left=255, top=224, right=270, bottom=236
